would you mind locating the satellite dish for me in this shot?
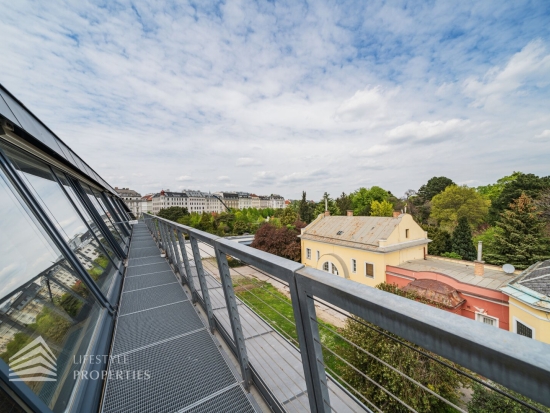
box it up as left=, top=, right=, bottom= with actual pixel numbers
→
left=503, top=264, right=515, bottom=274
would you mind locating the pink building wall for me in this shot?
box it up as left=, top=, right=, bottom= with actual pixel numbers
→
left=386, top=265, right=509, bottom=331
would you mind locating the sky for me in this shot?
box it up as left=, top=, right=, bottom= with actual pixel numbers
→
left=0, top=0, right=549, bottom=201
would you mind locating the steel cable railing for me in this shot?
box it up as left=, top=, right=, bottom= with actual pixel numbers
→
left=142, top=214, right=550, bottom=413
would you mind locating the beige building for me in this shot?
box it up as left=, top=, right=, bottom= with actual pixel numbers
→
left=251, top=194, right=260, bottom=209
left=301, top=212, right=430, bottom=288
left=115, top=187, right=141, bottom=216
left=501, top=260, right=550, bottom=344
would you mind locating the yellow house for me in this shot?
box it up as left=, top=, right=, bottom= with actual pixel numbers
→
left=501, top=260, right=550, bottom=344
left=300, top=212, right=430, bottom=288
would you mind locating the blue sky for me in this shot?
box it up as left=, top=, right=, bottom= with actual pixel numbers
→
left=1, top=0, right=549, bottom=200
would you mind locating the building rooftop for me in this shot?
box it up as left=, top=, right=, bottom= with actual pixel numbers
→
left=115, top=187, right=141, bottom=197
left=501, top=259, right=550, bottom=311
left=397, top=257, right=516, bottom=290
left=301, top=213, right=429, bottom=252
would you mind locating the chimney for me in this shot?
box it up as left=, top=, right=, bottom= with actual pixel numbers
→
left=474, top=241, right=484, bottom=276
left=393, top=211, right=401, bottom=218
left=347, top=210, right=353, bottom=217
left=324, top=210, right=330, bottom=217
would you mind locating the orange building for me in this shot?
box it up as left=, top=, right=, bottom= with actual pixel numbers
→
left=386, top=256, right=517, bottom=331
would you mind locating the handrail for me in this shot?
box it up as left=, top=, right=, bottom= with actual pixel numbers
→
left=143, top=213, right=550, bottom=411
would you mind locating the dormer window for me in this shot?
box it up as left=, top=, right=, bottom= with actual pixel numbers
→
left=336, top=231, right=344, bottom=235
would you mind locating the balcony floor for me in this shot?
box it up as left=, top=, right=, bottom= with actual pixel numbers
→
left=101, top=223, right=258, bottom=413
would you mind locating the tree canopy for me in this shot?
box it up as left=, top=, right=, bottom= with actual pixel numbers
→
left=250, top=223, right=302, bottom=261
left=489, top=173, right=550, bottom=222
left=451, top=216, right=477, bottom=261
left=417, top=176, right=455, bottom=202
left=370, top=200, right=394, bottom=217
left=157, top=206, right=189, bottom=222
left=430, top=185, right=489, bottom=230
left=485, top=193, right=550, bottom=269
left=314, top=192, right=341, bottom=217
left=350, top=186, right=389, bottom=216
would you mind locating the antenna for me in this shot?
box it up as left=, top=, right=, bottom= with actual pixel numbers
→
left=502, top=264, right=515, bottom=274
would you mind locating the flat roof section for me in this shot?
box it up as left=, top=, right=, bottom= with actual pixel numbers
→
left=397, top=257, right=515, bottom=290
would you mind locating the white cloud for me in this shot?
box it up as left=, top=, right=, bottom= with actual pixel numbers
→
left=335, top=86, right=398, bottom=122
left=535, top=130, right=550, bottom=140
left=386, top=119, right=469, bottom=142
left=218, top=175, right=230, bottom=181
left=176, top=175, right=192, bottom=181
left=463, top=39, right=550, bottom=107
left=236, top=157, right=262, bottom=167
left=0, top=1, right=548, bottom=201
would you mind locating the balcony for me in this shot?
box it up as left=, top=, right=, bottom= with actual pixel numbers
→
left=1, top=84, right=550, bottom=413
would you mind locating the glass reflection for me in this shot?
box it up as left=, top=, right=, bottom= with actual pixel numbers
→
left=82, top=185, right=128, bottom=248
left=1, top=144, right=120, bottom=295
left=0, top=164, right=103, bottom=413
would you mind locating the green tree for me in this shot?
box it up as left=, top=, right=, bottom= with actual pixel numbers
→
left=468, top=382, right=550, bottom=413
left=335, top=192, right=352, bottom=215
left=196, top=212, right=213, bottom=232
left=425, top=226, right=452, bottom=256
left=473, top=227, right=498, bottom=264
left=298, top=191, right=315, bottom=223
left=314, top=192, right=341, bottom=217
left=157, top=206, right=189, bottom=222
left=451, top=217, right=477, bottom=261
left=485, top=193, right=550, bottom=269
left=417, top=176, right=455, bottom=202
left=477, top=172, right=522, bottom=203
left=489, top=173, right=550, bottom=223
left=430, top=185, right=489, bottom=230
left=370, top=200, right=393, bottom=217
left=281, top=208, right=299, bottom=226
left=351, top=186, right=389, bottom=216
left=411, top=177, right=455, bottom=224
left=340, top=319, right=462, bottom=412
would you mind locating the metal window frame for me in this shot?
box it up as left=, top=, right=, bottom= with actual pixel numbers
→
left=0, top=149, right=121, bottom=413
left=87, top=186, right=127, bottom=246
left=68, top=177, right=127, bottom=260
left=99, top=191, right=130, bottom=237
left=0, top=147, right=112, bottom=312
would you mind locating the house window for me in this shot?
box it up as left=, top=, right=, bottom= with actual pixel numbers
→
left=306, top=248, right=311, bottom=260
left=351, top=259, right=357, bottom=273
left=316, top=251, right=320, bottom=260
left=516, top=320, right=533, bottom=338
left=322, top=261, right=339, bottom=276
left=365, top=262, right=374, bottom=278
left=405, top=229, right=409, bottom=238
left=476, top=313, right=498, bottom=328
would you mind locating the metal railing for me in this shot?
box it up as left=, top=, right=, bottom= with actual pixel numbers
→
left=142, top=213, right=550, bottom=412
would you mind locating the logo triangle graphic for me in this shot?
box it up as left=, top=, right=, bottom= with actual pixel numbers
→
left=9, top=336, right=57, bottom=382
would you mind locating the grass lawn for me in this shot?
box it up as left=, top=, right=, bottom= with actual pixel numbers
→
left=233, top=277, right=348, bottom=378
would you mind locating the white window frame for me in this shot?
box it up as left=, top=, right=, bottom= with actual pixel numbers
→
left=316, top=251, right=320, bottom=260
left=306, top=248, right=311, bottom=260
left=475, top=312, right=499, bottom=328
left=351, top=259, right=357, bottom=273
left=364, top=262, right=375, bottom=278
left=513, top=316, right=535, bottom=339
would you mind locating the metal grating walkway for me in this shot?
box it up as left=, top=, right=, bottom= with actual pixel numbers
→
left=101, top=223, right=257, bottom=413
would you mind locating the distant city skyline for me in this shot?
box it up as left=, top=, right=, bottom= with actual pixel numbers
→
left=1, top=1, right=549, bottom=200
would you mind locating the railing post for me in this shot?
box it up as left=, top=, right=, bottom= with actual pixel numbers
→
left=176, top=229, right=198, bottom=303
left=164, top=222, right=178, bottom=267
left=169, top=227, right=184, bottom=278
left=293, top=272, right=331, bottom=413
left=214, top=243, right=251, bottom=390
left=158, top=220, right=172, bottom=262
left=189, top=234, right=215, bottom=333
